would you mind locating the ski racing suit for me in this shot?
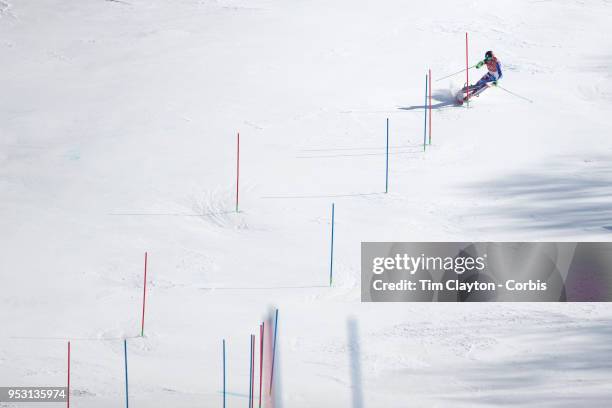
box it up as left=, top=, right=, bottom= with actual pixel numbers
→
left=474, top=57, right=502, bottom=91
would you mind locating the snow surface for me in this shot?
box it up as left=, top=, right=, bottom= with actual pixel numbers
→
left=2, top=0, right=612, bottom=406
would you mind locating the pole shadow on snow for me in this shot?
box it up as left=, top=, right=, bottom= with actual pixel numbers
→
left=216, top=391, right=249, bottom=398
left=296, top=143, right=426, bottom=159
left=108, top=211, right=235, bottom=217
left=300, top=145, right=414, bottom=152
left=261, top=192, right=383, bottom=199
left=296, top=148, right=423, bottom=159
left=200, top=285, right=328, bottom=290
left=10, top=334, right=142, bottom=341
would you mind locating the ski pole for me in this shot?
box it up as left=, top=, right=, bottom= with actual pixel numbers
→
left=496, top=85, right=533, bottom=103
left=435, top=64, right=477, bottom=82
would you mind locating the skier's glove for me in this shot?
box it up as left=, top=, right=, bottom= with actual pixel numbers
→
left=475, top=61, right=485, bottom=69
left=492, top=81, right=498, bottom=86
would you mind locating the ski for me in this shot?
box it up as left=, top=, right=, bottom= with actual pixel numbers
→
left=456, top=83, right=490, bottom=105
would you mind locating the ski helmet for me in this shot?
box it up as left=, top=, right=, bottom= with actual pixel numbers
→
left=485, top=50, right=494, bottom=60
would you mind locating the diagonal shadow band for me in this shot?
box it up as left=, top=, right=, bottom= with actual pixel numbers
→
left=460, top=155, right=612, bottom=233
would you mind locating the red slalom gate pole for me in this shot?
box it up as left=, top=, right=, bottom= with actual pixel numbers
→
left=141, top=252, right=147, bottom=337
left=428, top=69, right=432, bottom=144
left=236, top=132, right=240, bottom=213
left=465, top=32, right=469, bottom=106
left=67, top=341, right=70, bottom=408
left=259, top=323, right=264, bottom=408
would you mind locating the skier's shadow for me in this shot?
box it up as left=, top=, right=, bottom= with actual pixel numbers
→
left=397, top=90, right=459, bottom=111
left=397, top=101, right=456, bottom=110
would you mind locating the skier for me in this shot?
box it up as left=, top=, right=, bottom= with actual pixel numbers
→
left=459, top=50, right=503, bottom=102
left=473, top=50, right=502, bottom=91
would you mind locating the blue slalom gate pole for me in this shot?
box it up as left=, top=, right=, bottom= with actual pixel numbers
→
left=124, top=339, right=129, bottom=408
left=424, top=74, right=428, bottom=151
left=223, top=339, right=226, bottom=408
left=269, top=309, right=279, bottom=395
left=385, top=118, right=389, bottom=193
left=329, top=203, right=335, bottom=287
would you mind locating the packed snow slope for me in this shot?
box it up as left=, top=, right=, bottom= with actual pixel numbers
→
left=2, top=0, right=612, bottom=406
